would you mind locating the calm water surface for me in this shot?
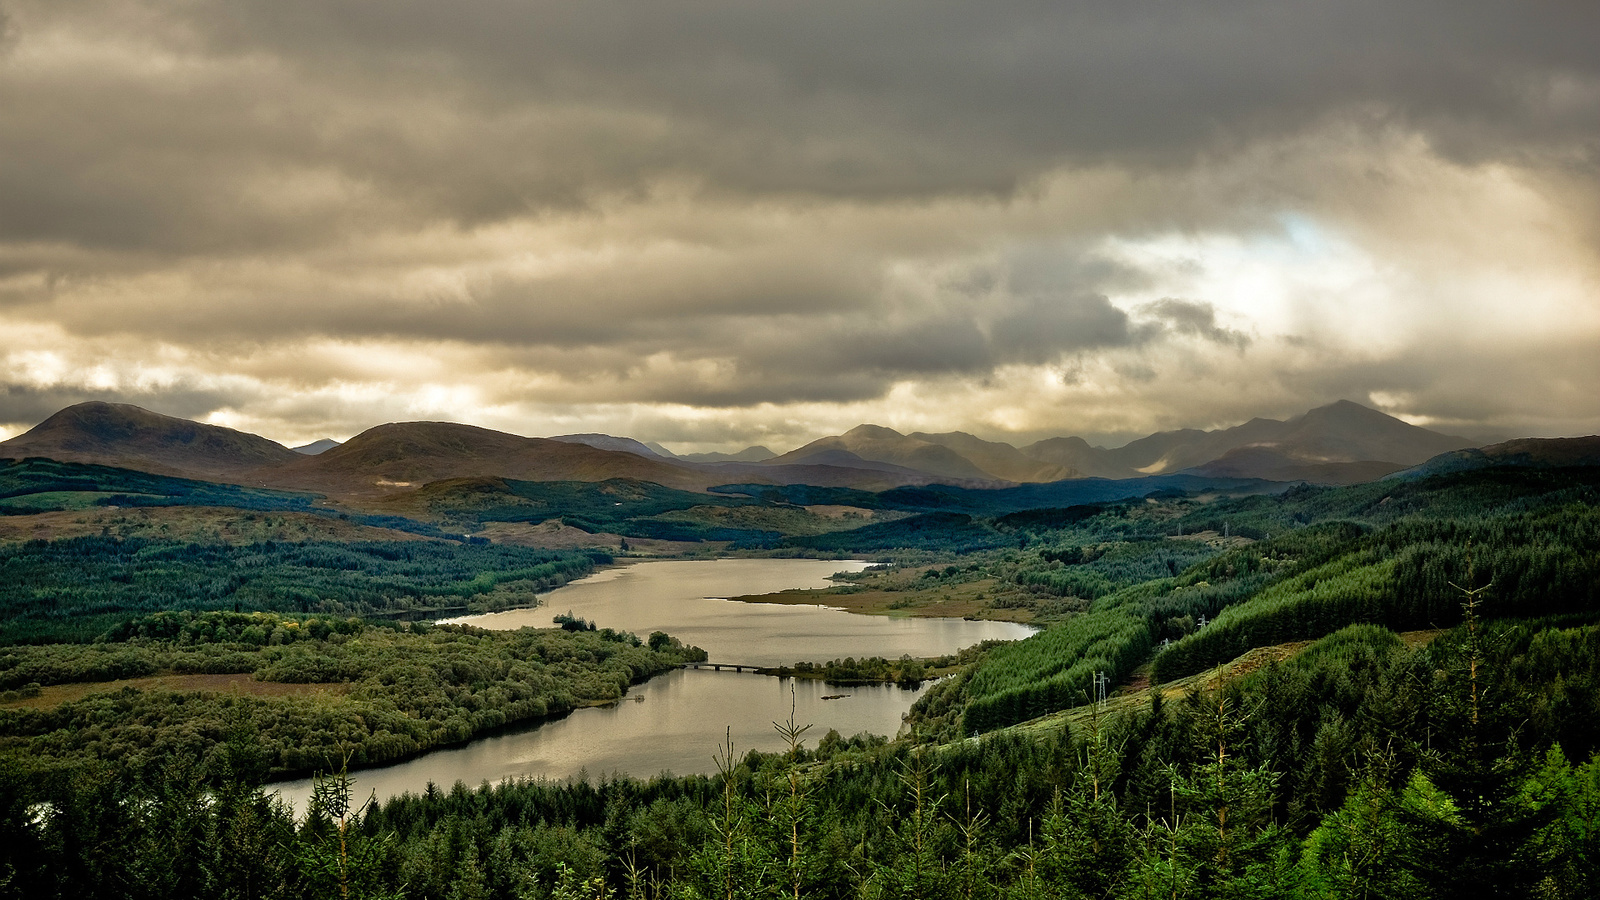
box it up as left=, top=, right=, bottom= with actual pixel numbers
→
left=446, top=557, right=1031, bottom=666
left=272, top=558, right=1035, bottom=812
left=274, top=670, right=928, bottom=812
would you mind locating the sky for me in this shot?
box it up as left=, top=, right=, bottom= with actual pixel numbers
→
left=0, top=1, right=1597, bottom=453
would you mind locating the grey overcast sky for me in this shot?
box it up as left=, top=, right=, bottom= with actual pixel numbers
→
left=0, top=0, right=1597, bottom=451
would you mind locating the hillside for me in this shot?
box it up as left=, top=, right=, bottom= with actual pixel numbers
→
left=1263, top=398, right=1473, bottom=463
left=260, top=421, right=715, bottom=499
left=1017, top=434, right=1133, bottom=479
left=0, top=405, right=1015, bottom=499
left=0, top=401, right=1490, bottom=510
left=1396, top=434, right=1600, bottom=479
left=0, top=402, right=300, bottom=479
left=1184, top=445, right=1407, bottom=484
left=906, top=462, right=1600, bottom=736
left=1086, top=421, right=1277, bottom=475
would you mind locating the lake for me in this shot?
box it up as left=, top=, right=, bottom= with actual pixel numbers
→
left=446, top=557, right=1030, bottom=666
left=271, top=557, right=1035, bottom=811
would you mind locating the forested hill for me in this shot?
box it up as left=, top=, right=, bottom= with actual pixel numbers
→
left=0, top=537, right=610, bottom=644
left=908, top=464, right=1600, bottom=736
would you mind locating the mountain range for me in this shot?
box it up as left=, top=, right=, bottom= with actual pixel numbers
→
left=1, top=399, right=1577, bottom=505
left=761, top=400, right=1474, bottom=485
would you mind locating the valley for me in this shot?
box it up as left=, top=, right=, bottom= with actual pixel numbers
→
left=0, top=399, right=1597, bottom=898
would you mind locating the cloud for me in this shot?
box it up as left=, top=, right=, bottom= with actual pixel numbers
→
left=6, top=1, right=1599, bottom=251
left=1137, top=299, right=1251, bottom=349
left=0, top=1, right=1594, bottom=448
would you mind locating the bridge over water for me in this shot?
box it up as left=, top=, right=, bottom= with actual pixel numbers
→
left=681, top=661, right=765, bottom=673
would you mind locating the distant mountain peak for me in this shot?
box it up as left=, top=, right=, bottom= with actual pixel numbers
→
left=292, top=438, right=342, bottom=455
left=548, top=433, right=665, bottom=459
left=772, top=424, right=995, bottom=480
left=1302, top=398, right=1404, bottom=423
left=677, top=446, right=778, bottom=463
left=843, top=423, right=906, bottom=440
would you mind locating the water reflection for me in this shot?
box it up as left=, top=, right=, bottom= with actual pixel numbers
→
left=272, top=558, right=1035, bottom=812
left=274, top=670, right=927, bottom=813
left=449, top=558, right=1034, bottom=666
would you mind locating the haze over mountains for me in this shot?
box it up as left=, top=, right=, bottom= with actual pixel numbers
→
left=290, top=439, right=342, bottom=456
left=0, top=399, right=1567, bottom=506
left=762, top=400, right=1474, bottom=486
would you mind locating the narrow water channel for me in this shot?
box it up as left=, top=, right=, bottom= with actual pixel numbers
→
left=271, top=558, right=1035, bottom=812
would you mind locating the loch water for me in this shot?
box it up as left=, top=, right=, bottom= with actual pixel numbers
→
left=271, top=558, right=1035, bottom=812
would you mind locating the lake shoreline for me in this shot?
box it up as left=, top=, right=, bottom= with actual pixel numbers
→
left=266, top=558, right=1033, bottom=813
left=726, top=582, right=1037, bottom=624
left=268, top=668, right=935, bottom=814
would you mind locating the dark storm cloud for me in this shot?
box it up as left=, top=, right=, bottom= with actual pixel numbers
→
left=453, top=280, right=1137, bottom=408
left=200, top=0, right=1600, bottom=172
left=780, top=288, right=1134, bottom=388
left=1139, top=299, right=1250, bottom=349
left=5, top=0, right=1598, bottom=254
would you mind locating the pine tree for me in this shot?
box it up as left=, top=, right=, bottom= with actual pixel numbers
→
left=1391, top=585, right=1566, bottom=898
left=293, top=757, right=404, bottom=900
left=769, top=689, right=816, bottom=900
left=1039, top=715, right=1135, bottom=897
left=1128, top=693, right=1288, bottom=899
left=865, top=747, right=953, bottom=900
left=682, top=729, right=773, bottom=900
left=1297, top=750, right=1426, bottom=900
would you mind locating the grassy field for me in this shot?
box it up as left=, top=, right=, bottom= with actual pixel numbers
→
left=650, top=503, right=913, bottom=536
left=730, top=577, right=1036, bottom=621
left=473, top=519, right=727, bottom=555
left=0, top=671, right=350, bottom=710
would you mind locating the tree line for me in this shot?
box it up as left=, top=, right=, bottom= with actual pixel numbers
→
left=0, top=610, right=705, bottom=781
left=0, top=537, right=609, bottom=644
left=4, top=619, right=1599, bottom=898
